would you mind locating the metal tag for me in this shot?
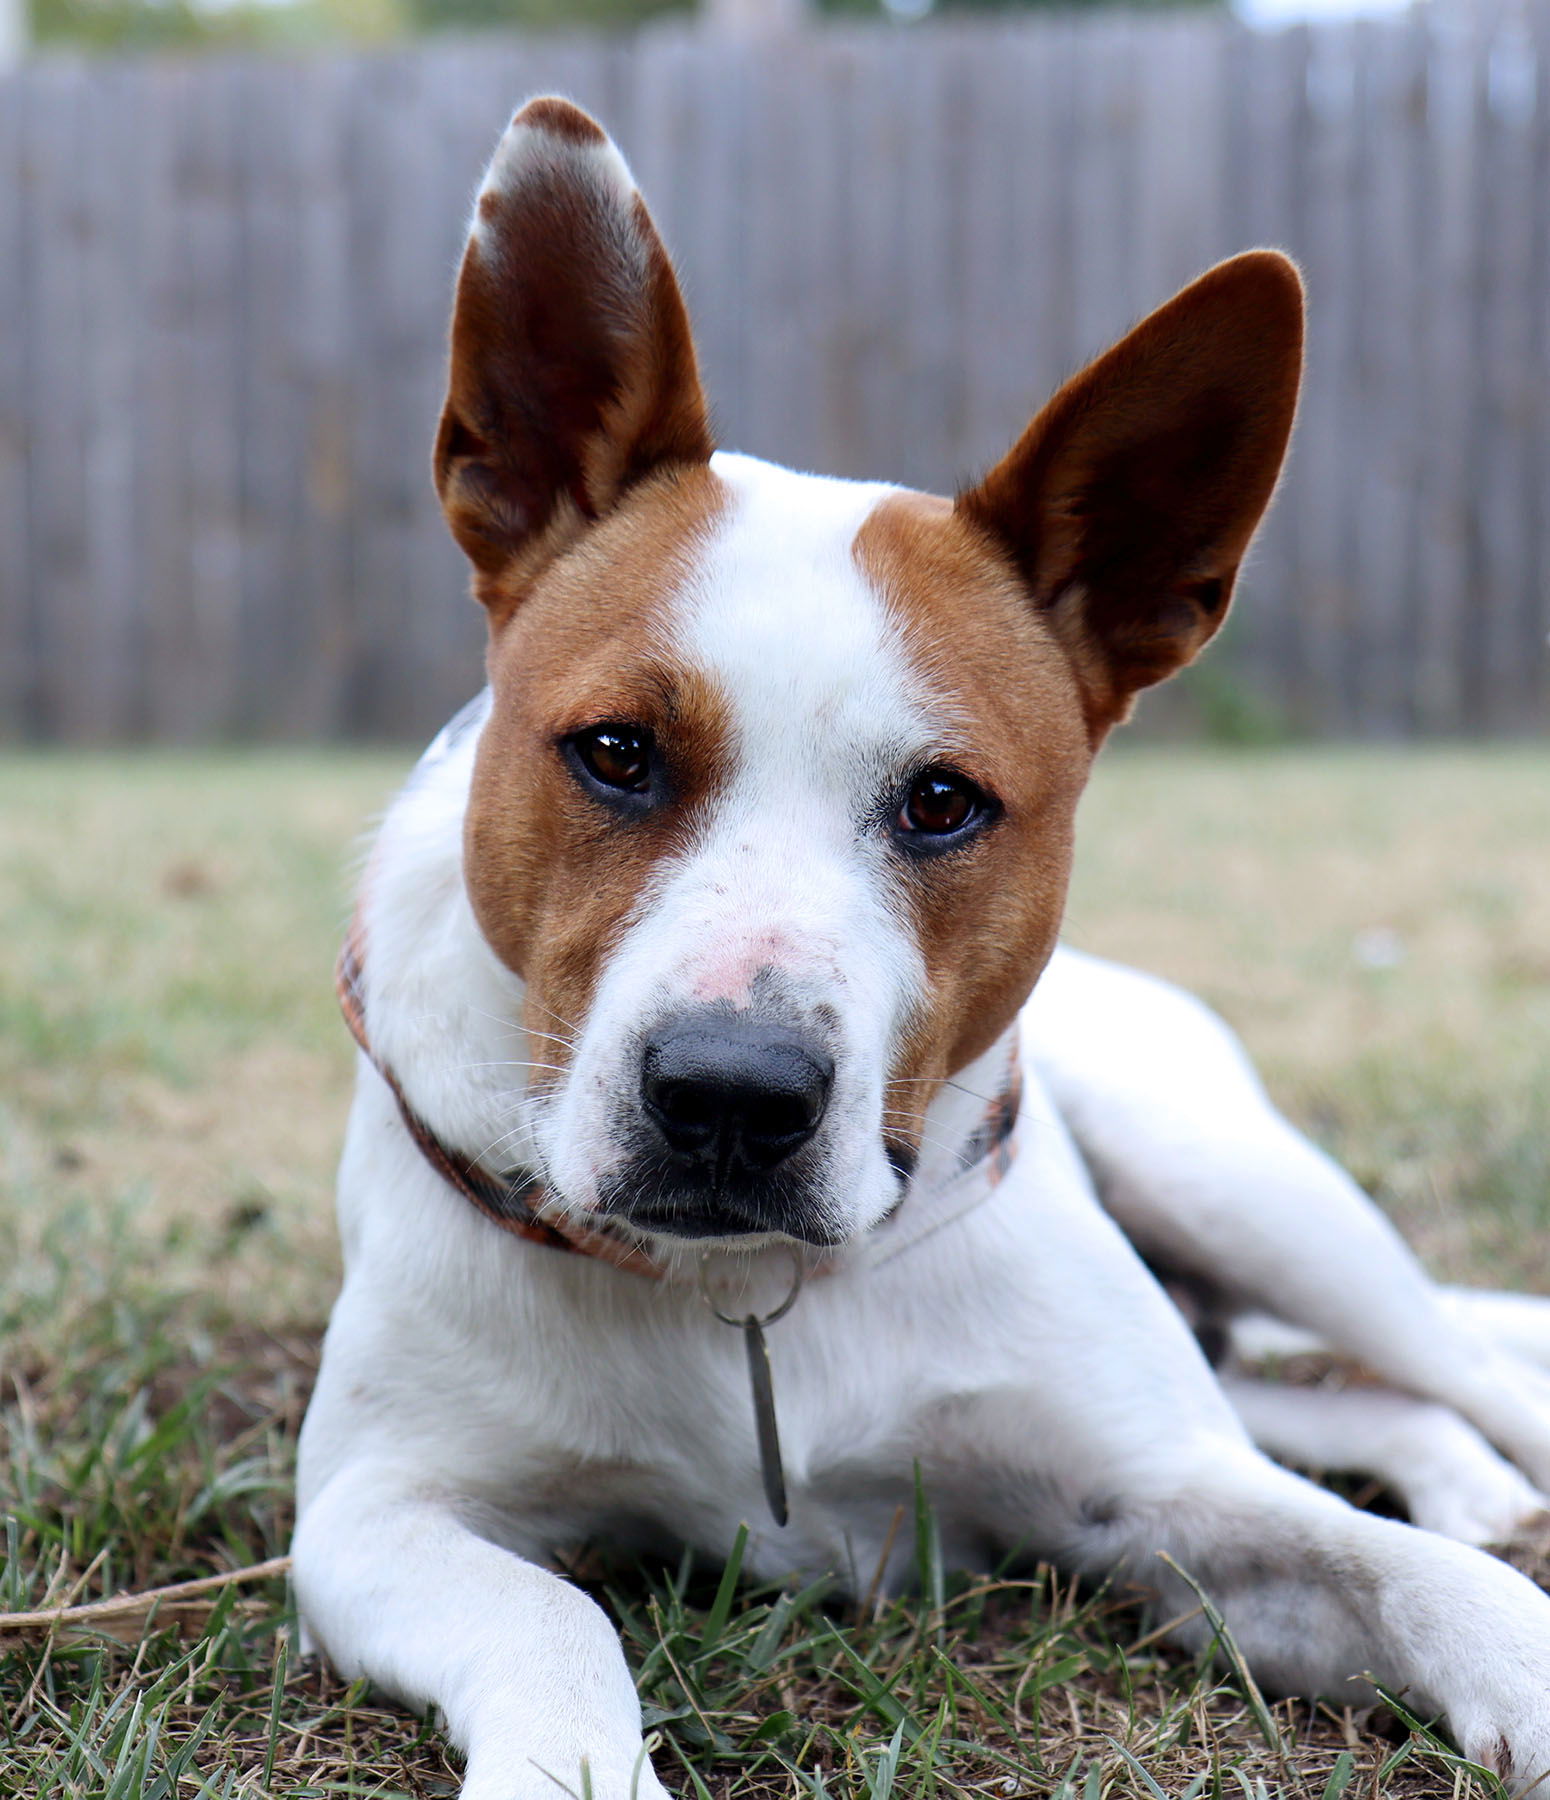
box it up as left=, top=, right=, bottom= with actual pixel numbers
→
left=700, top=1250, right=803, bottom=1530
left=742, top=1314, right=789, bottom=1528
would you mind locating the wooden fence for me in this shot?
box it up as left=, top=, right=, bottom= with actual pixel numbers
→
left=1, top=12, right=1547, bottom=742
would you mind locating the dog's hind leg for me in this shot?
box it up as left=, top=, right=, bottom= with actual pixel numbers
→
left=1231, top=1296, right=1550, bottom=1383
left=292, top=1459, right=667, bottom=1800
left=1439, top=1290, right=1550, bottom=1374
left=1218, top=1373, right=1549, bottom=1545
left=1024, top=946, right=1550, bottom=1493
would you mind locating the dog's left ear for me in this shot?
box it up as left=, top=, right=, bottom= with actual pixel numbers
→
left=957, top=251, right=1303, bottom=734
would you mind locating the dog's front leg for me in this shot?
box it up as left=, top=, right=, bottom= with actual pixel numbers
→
left=1113, top=1455, right=1550, bottom=1793
left=293, top=1460, right=666, bottom=1800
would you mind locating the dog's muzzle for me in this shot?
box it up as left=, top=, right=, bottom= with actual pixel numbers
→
left=606, top=1009, right=837, bottom=1241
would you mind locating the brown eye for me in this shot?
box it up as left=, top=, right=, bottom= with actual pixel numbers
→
left=898, top=769, right=985, bottom=838
left=571, top=724, right=653, bottom=794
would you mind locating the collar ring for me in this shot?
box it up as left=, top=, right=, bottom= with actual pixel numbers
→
left=698, top=1246, right=806, bottom=1329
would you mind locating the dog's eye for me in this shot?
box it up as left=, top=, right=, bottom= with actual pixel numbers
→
left=570, top=724, right=654, bottom=794
left=897, top=769, right=987, bottom=839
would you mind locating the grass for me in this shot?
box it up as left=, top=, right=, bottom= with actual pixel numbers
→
left=2, top=743, right=1548, bottom=1799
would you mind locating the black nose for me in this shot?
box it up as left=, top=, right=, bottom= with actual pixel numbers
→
left=641, top=1014, right=834, bottom=1184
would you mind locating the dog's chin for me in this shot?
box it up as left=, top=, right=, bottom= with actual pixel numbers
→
left=623, top=1211, right=845, bottom=1253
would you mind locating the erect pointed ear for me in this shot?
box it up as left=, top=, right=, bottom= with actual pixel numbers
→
left=434, top=97, right=714, bottom=597
left=956, top=252, right=1303, bottom=735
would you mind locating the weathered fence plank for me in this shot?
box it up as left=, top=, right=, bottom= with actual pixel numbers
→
left=1413, top=13, right=1484, bottom=736
left=1, top=16, right=1546, bottom=742
left=0, top=69, right=30, bottom=737
left=1474, top=12, right=1542, bottom=733
left=26, top=63, right=100, bottom=740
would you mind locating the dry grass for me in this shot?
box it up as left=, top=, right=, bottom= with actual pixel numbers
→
left=1064, top=748, right=1550, bottom=1285
left=2, top=743, right=1548, bottom=1799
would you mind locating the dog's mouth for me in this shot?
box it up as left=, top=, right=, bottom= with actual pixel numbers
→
left=592, top=1157, right=850, bottom=1248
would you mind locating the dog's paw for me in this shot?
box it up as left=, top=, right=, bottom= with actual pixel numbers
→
left=1457, top=1717, right=1550, bottom=1797
left=1381, top=1404, right=1550, bottom=1549
left=460, top=1749, right=673, bottom=1800
left=1446, top=1612, right=1550, bottom=1797
left=1409, top=1469, right=1550, bottom=1550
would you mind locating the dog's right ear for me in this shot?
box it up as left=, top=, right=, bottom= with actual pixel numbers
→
left=434, top=97, right=714, bottom=602
left=957, top=252, right=1303, bottom=738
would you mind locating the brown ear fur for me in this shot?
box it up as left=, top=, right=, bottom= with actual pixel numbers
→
left=434, top=97, right=714, bottom=604
left=956, top=251, right=1304, bottom=736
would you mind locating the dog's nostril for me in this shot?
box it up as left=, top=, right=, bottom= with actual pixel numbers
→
left=652, top=1081, right=719, bottom=1142
left=641, top=1014, right=833, bottom=1180
left=742, top=1090, right=816, bottom=1147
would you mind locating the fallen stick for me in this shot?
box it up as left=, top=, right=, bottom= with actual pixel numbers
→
left=0, top=1554, right=292, bottom=1635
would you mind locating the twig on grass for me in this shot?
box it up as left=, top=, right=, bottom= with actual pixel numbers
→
left=0, top=1553, right=292, bottom=1643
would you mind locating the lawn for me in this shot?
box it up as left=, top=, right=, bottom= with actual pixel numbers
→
left=2, top=744, right=1548, bottom=1799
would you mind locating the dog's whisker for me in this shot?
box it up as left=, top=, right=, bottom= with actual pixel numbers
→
left=472, top=1125, right=532, bottom=1165
left=472, top=1095, right=550, bottom=1164
left=884, top=1088, right=1056, bottom=1141
left=878, top=1120, right=961, bottom=1161
left=488, top=1095, right=547, bottom=1126
left=459, top=1060, right=571, bottom=1078
left=463, top=1003, right=529, bottom=1038
left=887, top=1075, right=1000, bottom=1108
left=522, top=998, right=587, bottom=1038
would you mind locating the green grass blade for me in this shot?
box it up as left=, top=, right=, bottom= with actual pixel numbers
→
left=696, top=1521, right=747, bottom=1658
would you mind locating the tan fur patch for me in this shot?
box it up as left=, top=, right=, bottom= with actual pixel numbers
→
left=465, top=463, right=731, bottom=1076
left=854, top=491, right=1096, bottom=1148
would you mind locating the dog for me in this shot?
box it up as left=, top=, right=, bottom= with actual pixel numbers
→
left=293, top=95, right=1550, bottom=1799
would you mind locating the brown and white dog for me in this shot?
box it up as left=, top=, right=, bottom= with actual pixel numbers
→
left=294, top=96, right=1550, bottom=1799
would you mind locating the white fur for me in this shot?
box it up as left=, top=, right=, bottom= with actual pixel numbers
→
left=295, top=455, right=1550, bottom=1799
left=470, top=106, right=638, bottom=252
left=298, top=661, right=1550, bottom=1800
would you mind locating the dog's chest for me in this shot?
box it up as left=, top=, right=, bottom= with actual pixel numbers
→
left=322, top=1065, right=1067, bottom=1587
left=393, top=1253, right=1024, bottom=1588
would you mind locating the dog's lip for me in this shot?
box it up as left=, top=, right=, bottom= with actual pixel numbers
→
left=610, top=1202, right=847, bottom=1249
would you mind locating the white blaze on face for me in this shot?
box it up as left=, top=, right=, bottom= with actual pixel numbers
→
left=538, top=452, right=944, bottom=1241
left=676, top=452, right=936, bottom=1021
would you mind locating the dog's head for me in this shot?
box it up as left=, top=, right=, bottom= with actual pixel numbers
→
left=433, top=98, right=1302, bottom=1253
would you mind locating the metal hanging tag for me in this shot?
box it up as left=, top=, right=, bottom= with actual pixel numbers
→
left=700, top=1251, right=804, bottom=1530
left=742, top=1313, right=788, bottom=1527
